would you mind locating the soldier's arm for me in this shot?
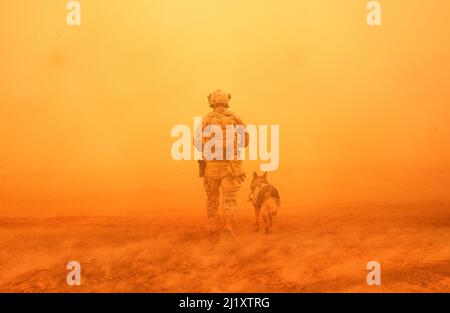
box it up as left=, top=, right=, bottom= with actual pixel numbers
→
left=193, top=117, right=206, bottom=153
left=233, top=113, right=250, bottom=148
left=244, top=129, right=249, bottom=148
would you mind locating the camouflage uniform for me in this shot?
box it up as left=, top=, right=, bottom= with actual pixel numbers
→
left=196, top=90, right=248, bottom=234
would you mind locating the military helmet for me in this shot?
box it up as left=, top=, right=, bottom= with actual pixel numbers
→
left=208, top=89, right=231, bottom=108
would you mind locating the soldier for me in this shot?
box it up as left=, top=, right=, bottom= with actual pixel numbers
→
left=195, top=90, right=249, bottom=239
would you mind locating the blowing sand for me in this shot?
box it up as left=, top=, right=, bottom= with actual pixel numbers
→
left=0, top=202, right=449, bottom=292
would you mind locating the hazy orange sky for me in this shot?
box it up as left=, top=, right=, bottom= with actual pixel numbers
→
left=1, top=1, right=449, bottom=216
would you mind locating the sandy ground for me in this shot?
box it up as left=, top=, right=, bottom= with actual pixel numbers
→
left=0, top=203, right=449, bottom=293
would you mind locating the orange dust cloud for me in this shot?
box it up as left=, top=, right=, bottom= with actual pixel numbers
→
left=1, top=1, right=449, bottom=217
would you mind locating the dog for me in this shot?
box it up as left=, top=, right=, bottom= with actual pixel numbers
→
left=249, top=172, right=280, bottom=234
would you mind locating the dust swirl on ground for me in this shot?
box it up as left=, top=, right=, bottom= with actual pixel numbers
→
left=0, top=203, right=448, bottom=292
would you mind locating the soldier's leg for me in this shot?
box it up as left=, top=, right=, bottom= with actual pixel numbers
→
left=204, top=177, right=221, bottom=233
left=221, top=176, right=241, bottom=232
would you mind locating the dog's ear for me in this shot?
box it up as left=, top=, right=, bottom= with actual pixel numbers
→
left=263, top=172, right=267, bottom=179
left=253, top=172, right=258, bottom=179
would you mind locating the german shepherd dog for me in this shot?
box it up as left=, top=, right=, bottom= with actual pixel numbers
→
left=249, top=172, right=281, bottom=234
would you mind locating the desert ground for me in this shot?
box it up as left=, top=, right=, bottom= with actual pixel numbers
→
left=0, top=202, right=449, bottom=293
